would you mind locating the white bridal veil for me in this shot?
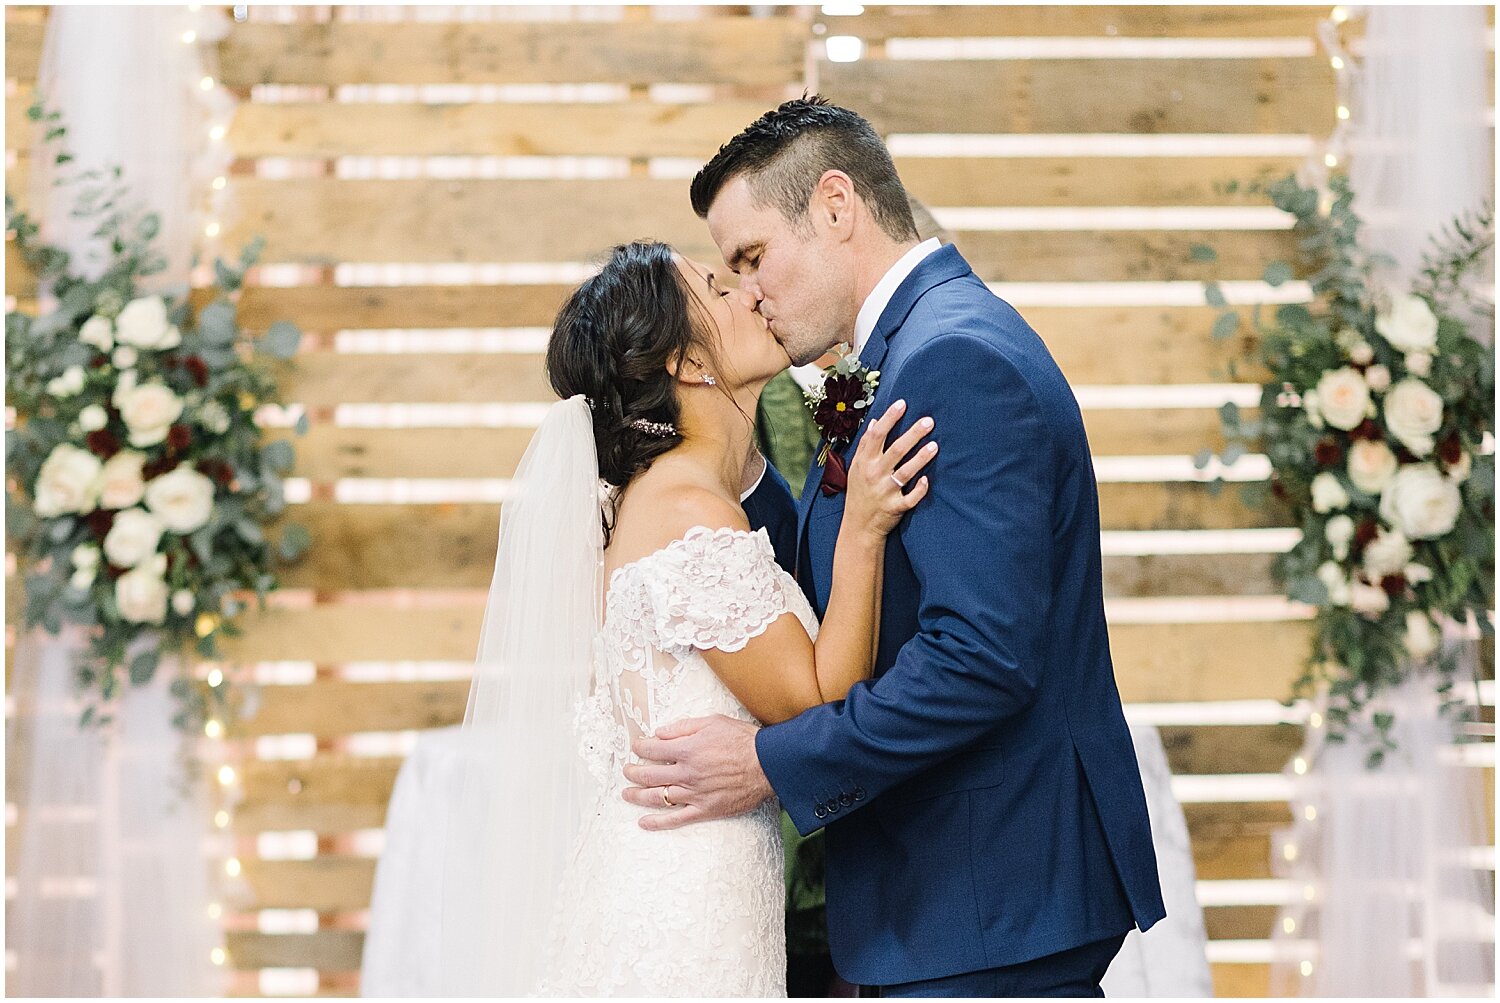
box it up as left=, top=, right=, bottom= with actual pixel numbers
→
left=436, top=394, right=605, bottom=994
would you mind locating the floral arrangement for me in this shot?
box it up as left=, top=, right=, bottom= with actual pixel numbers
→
left=1199, top=173, right=1494, bottom=762
left=6, top=107, right=309, bottom=729
left=802, top=345, right=879, bottom=461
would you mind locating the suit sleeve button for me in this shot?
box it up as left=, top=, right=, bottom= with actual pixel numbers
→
left=814, top=805, right=827, bottom=819
left=852, top=787, right=866, bottom=801
left=839, top=792, right=853, bottom=806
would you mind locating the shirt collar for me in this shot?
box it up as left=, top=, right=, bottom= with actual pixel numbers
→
left=854, top=237, right=942, bottom=361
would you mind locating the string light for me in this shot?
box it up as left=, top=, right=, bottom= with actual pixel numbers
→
left=1304, top=804, right=1317, bottom=821
left=211, top=947, right=227, bottom=966
left=1300, top=960, right=1314, bottom=977
left=1284, top=843, right=1299, bottom=861
left=207, top=667, right=224, bottom=688
left=1336, top=106, right=1350, bottom=120
left=1324, top=153, right=1339, bottom=168
left=181, top=30, right=197, bottom=44
left=1284, top=916, right=1297, bottom=933
left=214, top=809, right=230, bottom=828
left=199, top=75, right=216, bottom=91
left=1293, top=756, right=1308, bottom=774
left=212, top=176, right=227, bottom=190
left=1309, top=711, right=1324, bottom=728
left=209, top=124, right=227, bottom=142
left=1330, top=56, right=1344, bottom=70
left=203, top=221, right=221, bottom=239
left=1303, top=884, right=1317, bottom=901
left=204, top=719, right=223, bottom=739
left=1331, top=5, right=1348, bottom=22
left=218, top=764, right=236, bottom=786
left=224, top=856, right=241, bottom=878
left=207, top=902, right=222, bottom=919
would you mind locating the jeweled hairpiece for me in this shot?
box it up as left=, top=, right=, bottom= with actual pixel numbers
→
left=628, top=417, right=677, bottom=437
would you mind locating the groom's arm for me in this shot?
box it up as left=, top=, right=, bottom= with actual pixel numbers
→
left=758, top=330, right=1055, bottom=835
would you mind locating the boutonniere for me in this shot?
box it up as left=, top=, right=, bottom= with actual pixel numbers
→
left=802, top=345, right=880, bottom=467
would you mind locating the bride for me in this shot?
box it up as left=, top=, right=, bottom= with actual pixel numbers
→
left=437, top=240, right=937, bottom=996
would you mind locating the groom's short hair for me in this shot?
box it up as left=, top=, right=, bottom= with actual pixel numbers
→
left=690, top=95, right=919, bottom=243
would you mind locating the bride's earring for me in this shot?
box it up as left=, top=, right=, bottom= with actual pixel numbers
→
left=702, top=375, right=717, bottom=386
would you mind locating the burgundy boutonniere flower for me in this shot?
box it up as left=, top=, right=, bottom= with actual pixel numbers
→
left=802, top=347, right=879, bottom=471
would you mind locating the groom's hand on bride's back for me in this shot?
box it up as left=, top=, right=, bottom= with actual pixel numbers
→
left=621, top=715, right=773, bottom=831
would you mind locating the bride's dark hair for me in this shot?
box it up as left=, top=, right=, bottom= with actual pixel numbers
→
left=546, top=240, right=718, bottom=510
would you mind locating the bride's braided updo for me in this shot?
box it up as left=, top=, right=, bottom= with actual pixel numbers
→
left=546, top=241, right=718, bottom=520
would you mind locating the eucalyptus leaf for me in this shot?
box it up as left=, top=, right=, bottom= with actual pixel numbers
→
left=1211, top=311, right=1240, bottom=341
left=261, top=439, right=295, bottom=472
left=261, top=321, right=301, bottom=359
left=1189, top=244, right=1217, bottom=263
left=278, top=522, right=312, bottom=562
left=128, top=647, right=160, bottom=685
left=1203, top=282, right=1227, bottom=309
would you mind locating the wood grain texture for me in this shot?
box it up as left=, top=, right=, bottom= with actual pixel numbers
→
left=818, top=6, right=1328, bottom=39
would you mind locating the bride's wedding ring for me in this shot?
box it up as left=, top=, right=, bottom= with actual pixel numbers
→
left=661, top=787, right=675, bottom=807
left=890, top=473, right=906, bottom=489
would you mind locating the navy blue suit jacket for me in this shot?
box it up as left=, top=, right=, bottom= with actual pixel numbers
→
left=746, top=245, right=1165, bottom=986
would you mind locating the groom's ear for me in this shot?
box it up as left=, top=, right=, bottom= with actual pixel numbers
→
left=811, top=169, right=856, bottom=241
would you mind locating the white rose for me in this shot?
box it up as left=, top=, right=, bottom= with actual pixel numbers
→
left=115, top=560, right=169, bottom=624
left=1363, top=528, right=1413, bottom=578
left=1311, top=471, right=1350, bottom=513
left=1351, top=579, right=1391, bottom=618
left=1405, top=351, right=1433, bottom=378
left=111, top=368, right=138, bottom=407
left=32, top=443, right=104, bottom=517
left=1383, top=379, right=1443, bottom=457
left=78, top=404, right=108, bottom=432
left=71, top=543, right=101, bottom=569
left=171, top=589, right=196, bottom=616
left=79, top=314, right=114, bottom=351
left=1347, top=439, right=1398, bottom=495
left=114, top=295, right=182, bottom=350
left=69, top=566, right=96, bottom=591
left=1404, top=562, right=1434, bottom=584
left=199, top=400, right=231, bottom=435
left=112, top=346, right=138, bottom=369
left=1379, top=464, right=1462, bottom=540
left=45, top=364, right=86, bottom=398
left=1365, top=364, right=1391, bottom=392
left=1403, top=610, right=1440, bottom=659
left=1349, top=341, right=1375, bottom=365
left=1446, top=450, right=1472, bottom=484
left=99, top=450, right=150, bottom=510
left=1317, top=561, right=1351, bottom=606
left=143, top=466, right=216, bottom=534
left=102, top=507, right=165, bottom=568
left=1325, top=514, right=1356, bottom=561
left=1375, top=293, right=1438, bottom=353
left=116, top=381, right=183, bottom=448
left=1316, top=368, right=1371, bottom=431
left=1302, top=389, right=1325, bottom=429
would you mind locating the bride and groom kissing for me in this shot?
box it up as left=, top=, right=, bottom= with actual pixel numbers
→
left=435, top=96, right=1166, bottom=998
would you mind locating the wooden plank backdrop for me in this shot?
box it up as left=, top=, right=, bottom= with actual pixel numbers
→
left=5, top=6, right=1493, bottom=998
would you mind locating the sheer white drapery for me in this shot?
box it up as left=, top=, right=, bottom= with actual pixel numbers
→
left=7, top=7, right=233, bottom=995
left=1272, top=11, right=1494, bottom=995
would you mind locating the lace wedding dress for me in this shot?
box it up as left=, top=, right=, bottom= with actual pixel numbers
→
left=534, top=525, right=819, bottom=997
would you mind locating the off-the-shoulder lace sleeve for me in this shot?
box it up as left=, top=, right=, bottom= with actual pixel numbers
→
left=642, top=526, right=790, bottom=654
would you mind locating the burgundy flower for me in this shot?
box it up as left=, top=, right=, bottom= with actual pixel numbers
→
left=1270, top=477, right=1289, bottom=501
left=1349, top=419, right=1382, bottom=442
left=85, top=429, right=121, bottom=459
left=162, top=355, right=180, bottom=369
left=166, top=423, right=192, bottom=453
left=1393, top=443, right=1419, bottom=465
left=85, top=508, right=116, bottom=541
left=143, top=457, right=176, bottom=481
left=196, top=459, right=234, bottom=486
left=1380, top=573, right=1408, bottom=598
left=1352, top=518, right=1380, bottom=557
left=814, top=373, right=867, bottom=443
left=1438, top=432, right=1463, bottom=466
left=88, top=353, right=109, bottom=369
left=1314, top=438, right=1344, bottom=466
left=184, top=355, right=209, bottom=388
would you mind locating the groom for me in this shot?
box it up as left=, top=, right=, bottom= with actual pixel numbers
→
left=622, top=97, right=1165, bottom=997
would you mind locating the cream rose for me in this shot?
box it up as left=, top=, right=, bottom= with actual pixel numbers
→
left=70, top=566, right=97, bottom=591
left=1325, top=514, right=1356, bottom=560
left=1403, top=610, right=1440, bottom=659
left=1363, top=528, right=1413, bottom=578
left=1311, top=471, right=1350, bottom=513
left=1446, top=451, right=1472, bottom=484
left=1349, top=341, right=1375, bottom=366
left=115, top=556, right=169, bottom=624
left=143, top=466, right=216, bottom=534
left=102, top=508, right=165, bottom=568
left=1350, top=579, right=1391, bottom=618
left=1405, top=351, right=1433, bottom=378
left=1405, top=562, right=1434, bottom=584
left=112, top=346, right=138, bottom=369
left=98, top=450, right=148, bottom=510
left=116, top=381, right=183, bottom=448
left=1375, top=293, right=1438, bottom=353
left=1317, top=561, right=1351, bottom=606
left=114, top=295, right=182, bottom=350
left=1347, top=439, right=1398, bottom=495
left=79, top=404, right=108, bottom=432
left=71, top=543, right=101, bottom=569
left=46, top=365, right=86, bottom=398
left=32, top=443, right=103, bottom=517
left=1316, top=368, right=1371, bottom=430
left=1364, top=364, right=1391, bottom=393
left=79, top=314, right=114, bottom=351
left=171, top=589, right=197, bottom=616
left=1379, top=464, right=1462, bottom=540
left=1303, top=389, right=1325, bottom=429
left=1383, top=379, right=1443, bottom=457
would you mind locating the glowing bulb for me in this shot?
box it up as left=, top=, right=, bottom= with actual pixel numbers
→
left=214, top=810, right=230, bottom=828
left=218, top=765, right=236, bottom=786
left=825, top=36, right=865, bottom=63
left=1283, top=916, right=1297, bottom=933
left=212, top=176, right=227, bottom=190
left=211, top=947, right=227, bottom=966
left=207, top=902, right=222, bottom=919
left=1331, top=6, right=1348, bottom=22
left=207, top=668, right=224, bottom=687
left=1330, top=56, right=1344, bottom=70
left=209, top=124, right=227, bottom=142
left=205, top=719, right=223, bottom=739
left=1300, top=960, right=1314, bottom=977
left=189, top=3, right=202, bottom=10
left=1303, top=884, right=1316, bottom=901
left=200, top=75, right=215, bottom=91
left=1324, top=153, right=1338, bottom=168
left=204, top=221, right=221, bottom=239
left=1284, top=843, right=1299, bottom=862
left=1293, top=756, right=1308, bottom=775
left=1336, top=106, right=1350, bottom=120
left=1309, top=711, right=1323, bottom=728
left=181, top=30, right=197, bottom=44
left=1304, top=804, right=1317, bottom=821
left=224, top=856, right=241, bottom=877
left=821, top=3, right=865, bottom=13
